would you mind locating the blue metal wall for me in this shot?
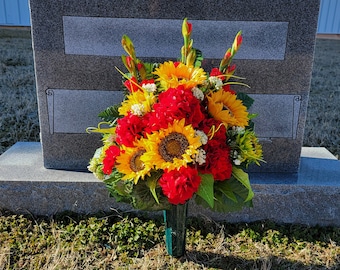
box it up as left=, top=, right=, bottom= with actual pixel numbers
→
left=0, top=0, right=30, bottom=26
left=317, top=0, right=340, bottom=34
left=0, top=0, right=339, bottom=33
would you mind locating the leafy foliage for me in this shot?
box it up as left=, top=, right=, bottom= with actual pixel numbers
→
left=104, top=171, right=133, bottom=204
left=236, top=92, right=254, bottom=109
left=98, top=105, right=121, bottom=122
left=195, top=168, right=253, bottom=212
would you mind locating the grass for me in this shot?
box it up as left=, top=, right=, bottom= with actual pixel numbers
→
left=0, top=210, right=339, bottom=269
left=303, top=38, right=340, bottom=158
left=0, top=28, right=39, bottom=155
left=0, top=28, right=340, bottom=269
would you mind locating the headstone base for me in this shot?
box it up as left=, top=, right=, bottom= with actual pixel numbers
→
left=0, top=142, right=339, bottom=226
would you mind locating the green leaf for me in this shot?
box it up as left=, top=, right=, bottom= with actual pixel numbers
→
left=237, top=92, right=254, bottom=109
left=213, top=188, right=253, bottom=213
left=196, top=174, right=214, bottom=208
left=146, top=172, right=162, bottom=204
left=142, top=62, right=158, bottom=79
left=217, top=185, right=238, bottom=203
left=194, top=48, right=203, bottom=68
left=103, top=171, right=133, bottom=204
left=231, top=167, right=254, bottom=202
left=196, top=169, right=254, bottom=213
left=131, top=180, right=171, bottom=211
left=98, top=105, right=121, bottom=122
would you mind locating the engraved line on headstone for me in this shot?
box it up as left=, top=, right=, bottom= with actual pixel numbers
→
left=292, top=95, right=302, bottom=140
left=63, top=17, right=288, bottom=60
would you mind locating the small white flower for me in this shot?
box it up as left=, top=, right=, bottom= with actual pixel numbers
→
left=142, top=83, right=157, bottom=93
left=209, top=76, right=223, bottom=90
left=233, top=150, right=239, bottom=159
left=131, top=103, right=145, bottom=116
left=195, top=149, right=206, bottom=165
left=234, top=159, right=241, bottom=166
left=191, top=87, right=204, bottom=100
left=233, top=126, right=245, bottom=134
left=195, top=130, right=208, bottom=145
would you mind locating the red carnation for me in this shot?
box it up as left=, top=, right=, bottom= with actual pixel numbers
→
left=199, top=139, right=232, bottom=180
left=159, top=166, right=201, bottom=205
left=115, top=113, right=144, bottom=147
left=102, top=145, right=120, bottom=175
left=199, top=118, right=226, bottom=142
left=152, top=86, right=205, bottom=129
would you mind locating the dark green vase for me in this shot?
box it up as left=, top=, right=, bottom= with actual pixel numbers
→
left=163, top=202, right=188, bottom=257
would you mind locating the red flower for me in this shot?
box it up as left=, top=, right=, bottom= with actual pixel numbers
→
left=115, top=113, right=144, bottom=147
left=199, top=118, right=226, bottom=142
left=141, top=79, right=155, bottom=85
left=159, top=166, right=201, bottom=204
left=222, top=84, right=236, bottom=95
left=199, top=140, right=232, bottom=181
left=210, top=67, right=225, bottom=81
left=124, top=76, right=140, bottom=92
left=151, top=86, right=205, bottom=129
left=103, top=145, right=120, bottom=175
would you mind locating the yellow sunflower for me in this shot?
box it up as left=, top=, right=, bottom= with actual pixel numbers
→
left=153, top=61, right=206, bottom=90
left=207, top=90, right=249, bottom=128
left=118, top=90, right=156, bottom=116
left=115, top=140, right=152, bottom=184
left=141, top=119, right=202, bottom=171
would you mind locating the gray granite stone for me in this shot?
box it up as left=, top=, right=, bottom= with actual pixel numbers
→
left=63, top=17, right=288, bottom=60
left=29, top=0, right=321, bottom=172
left=46, top=89, right=124, bottom=134
left=1, top=142, right=339, bottom=226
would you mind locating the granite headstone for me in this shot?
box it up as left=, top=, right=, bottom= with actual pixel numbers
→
left=29, top=0, right=320, bottom=172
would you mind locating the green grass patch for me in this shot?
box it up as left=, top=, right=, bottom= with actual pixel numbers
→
left=0, top=210, right=339, bottom=269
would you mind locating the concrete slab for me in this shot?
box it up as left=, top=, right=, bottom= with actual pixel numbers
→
left=1, top=142, right=339, bottom=226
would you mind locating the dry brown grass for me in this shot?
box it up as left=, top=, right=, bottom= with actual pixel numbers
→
left=0, top=212, right=338, bottom=269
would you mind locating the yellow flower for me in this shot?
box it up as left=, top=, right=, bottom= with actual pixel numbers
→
left=153, top=61, right=206, bottom=90
left=115, top=140, right=152, bottom=184
left=141, top=119, right=202, bottom=171
left=207, top=90, right=249, bottom=128
left=118, top=90, right=156, bottom=116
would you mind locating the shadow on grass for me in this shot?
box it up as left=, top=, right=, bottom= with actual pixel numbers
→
left=183, top=250, right=338, bottom=270
left=187, top=217, right=340, bottom=247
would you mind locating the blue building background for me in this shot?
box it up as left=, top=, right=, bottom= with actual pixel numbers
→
left=0, top=0, right=339, bottom=34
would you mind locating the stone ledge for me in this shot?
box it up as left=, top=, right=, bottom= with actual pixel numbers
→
left=1, top=142, right=339, bottom=226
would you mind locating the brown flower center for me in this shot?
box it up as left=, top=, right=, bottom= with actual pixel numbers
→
left=159, top=132, right=189, bottom=162
left=130, top=149, right=146, bottom=172
left=223, top=104, right=234, bottom=116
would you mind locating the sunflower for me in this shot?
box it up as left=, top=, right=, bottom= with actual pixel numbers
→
left=141, top=119, right=202, bottom=171
left=118, top=89, right=156, bottom=116
left=153, top=61, right=206, bottom=90
left=235, top=129, right=264, bottom=167
left=115, top=140, right=152, bottom=183
left=207, top=90, right=249, bottom=128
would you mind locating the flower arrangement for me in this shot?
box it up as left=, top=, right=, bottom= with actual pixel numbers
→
left=87, top=19, right=263, bottom=212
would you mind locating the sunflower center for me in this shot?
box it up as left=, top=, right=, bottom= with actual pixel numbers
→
left=159, top=132, right=189, bottom=162
left=223, top=104, right=234, bottom=116
left=130, top=149, right=146, bottom=172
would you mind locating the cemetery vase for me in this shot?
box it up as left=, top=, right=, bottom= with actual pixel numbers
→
left=163, top=202, right=188, bottom=257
